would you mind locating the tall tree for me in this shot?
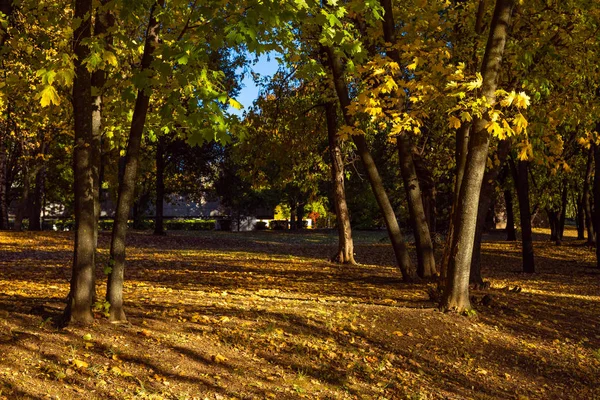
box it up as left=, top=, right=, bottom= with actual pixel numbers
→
left=380, top=0, right=436, bottom=278
left=63, top=0, right=96, bottom=324
left=442, top=0, right=515, bottom=311
left=325, top=45, right=415, bottom=281
left=107, top=0, right=164, bottom=322
left=325, top=101, right=355, bottom=264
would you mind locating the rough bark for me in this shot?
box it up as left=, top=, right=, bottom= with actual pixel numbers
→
left=469, top=139, right=511, bottom=285
left=396, top=137, right=436, bottom=278
left=380, top=0, right=436, bottom=279
left=511, top=159, right=534, bottom=273
left=63, top=0, right=95, bottom=325
left=594, top=142, right=600, bottom=267
left=442, top=0, right=514, bottom=311
left=325, top=101, right=355, bottom=264
left=325, top=45, right=415, bottom=281
left=504, top=188, right=517, bottom=241
left=154, top=136, right=166, bottom=235
left=107, top=0, right=163, bottom=323
left=547, top=209, right=559, bottom=242
left=583, top=147, right=595, bottom=245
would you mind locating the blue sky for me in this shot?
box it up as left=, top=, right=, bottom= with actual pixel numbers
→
left=230, top=53, right=280, bottom=117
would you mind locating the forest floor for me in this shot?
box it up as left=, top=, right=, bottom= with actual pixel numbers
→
left=0, top=227, right=598, bottom=400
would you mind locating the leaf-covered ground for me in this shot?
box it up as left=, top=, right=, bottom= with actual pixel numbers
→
left=0, top=228, right=598, bottom=399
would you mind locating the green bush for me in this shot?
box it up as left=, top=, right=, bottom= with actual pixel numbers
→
left=164, top=219, right=215, bottom=231
left=53, top=218, right=216, bottom=231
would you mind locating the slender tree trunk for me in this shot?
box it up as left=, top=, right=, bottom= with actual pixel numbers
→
left=547, top=209, right=558, bottom=241
left=380, top=0, right=436, bottom=279
left=154, top=136, right=166, bottom=235
left=14, top=165, right=29, bottom=231
left=576, top=195, right=585, bottom=240
left=583, top=147, right=595, bottom=245
left=107, top=0, right=163, bottom=323
left=505, top=188, right=517, bottom=241
left=558, top=179, right=568, bottom=243
left=0, top=130, right=8, bottom=230
left=511, top=159, right=534, bottom=273
left=29, top=156, right=47, bottom=231
left=442, top=0, right=514, bottom=311
left=290, top=205, right=296, bottom=231
left=396, top=137, right=436, bottom=278
left=593, top=142, right=600, bottom=268
left=63, top=0, right=95, bottom=325
left=325, top=45, right=415, bottom=281
left=325, top=101, right=355, bottom=264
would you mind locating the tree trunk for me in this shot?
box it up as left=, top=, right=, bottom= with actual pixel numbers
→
left=154, top=136, right=166, bottom=235
left=469, top=140, right=511, bottom=286
left=290, top=205, right=296, bottom=230
left=325, top=45, right=415, bottom=281
left=593, top=142, right=600, bottom=268
left=107, top=0, right=163, bottom=323
left=547, top=209, right=558, bottom=242
left=558, top=179, right=568, bottom=243
left=511, top=159, right=534, bottom=273
left=296, top=203, right=305, bottom=229
left=0, top=130, right=8, bottom=230
left=325, top=101, right=355, bottom=264
left=396, top=137, right=436, bottom=278
left=14, top=166, right=30, bottom=232
left=583, top=147, right=595, bottom=245
left=442, top=0, right=514, bottom=311
left=63, top=0, right=95, bottom=325
left=29, top=157, right=47, bottom=231
left=576, top=195, right=585, bottom=240
left=504, top=188, right=516, bottom=241
left=380, top=0, right=436, bottom=279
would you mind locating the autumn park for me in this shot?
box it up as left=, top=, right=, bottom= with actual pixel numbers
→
left=0, top=0, right=599, bottom=398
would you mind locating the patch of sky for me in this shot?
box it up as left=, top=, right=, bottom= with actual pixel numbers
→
left=229, top=51, right=282, bottom=117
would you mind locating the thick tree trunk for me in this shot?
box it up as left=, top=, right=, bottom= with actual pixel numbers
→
left=593, top=142, right=600, bottom=268
left=381, top=0, right=436, bottom=279
left=154, top=136, right=166, bottom=235
left=297, top=203, right=305, bottom=229
left=63, top=0, right=95, bottom=325
left=325, top=101, right=355, bottom=264
left=290, top=205, right=296, bottom=230
left=325, top=45, right=415, bottom=281
left=442, top=0, right=514, bottom=311
left=512, top=159, right=534, bottom=273
left=583, top=147, right=595, bottom=245
left=107, top=0, right=163, bottom=323
left=504, top=188, right=517, bottom=241
left=558, top=179, right=568, bottom=243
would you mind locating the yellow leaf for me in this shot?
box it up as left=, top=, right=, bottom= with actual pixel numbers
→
left=448, top=115, right=461, bottom=129
left=103, top=50, right=118, bottom=67
left=40, top=85, right=60, bottom=107
left=459, top=111, right=472, bottom=122
left=407, top=57, right=419, bottom=70
left=72, top=359, right=88, bottom=369
left=514, top=91, right=531, bottom=108
left=486, top=121, right=504, bottom=139
left=228, top=98, right=243, bottom=110
left=465, top=73, right=483, bottom=91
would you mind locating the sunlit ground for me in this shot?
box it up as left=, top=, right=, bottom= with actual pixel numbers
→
left=0, top=228, right=598, bottom=399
